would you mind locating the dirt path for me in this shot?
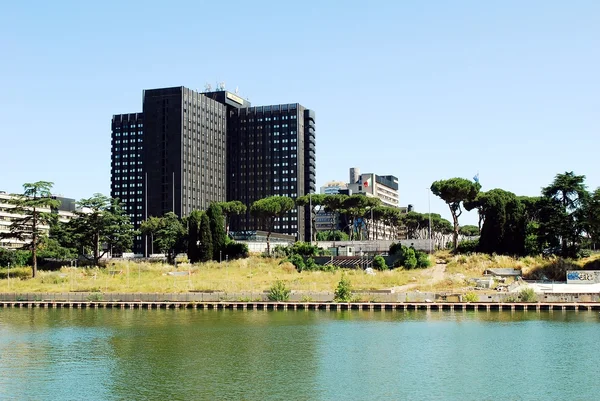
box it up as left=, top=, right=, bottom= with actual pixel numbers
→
left=388, top=263, right=447, bottom=292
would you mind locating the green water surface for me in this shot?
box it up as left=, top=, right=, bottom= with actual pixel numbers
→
left=0, top=309, right=598, bottom=400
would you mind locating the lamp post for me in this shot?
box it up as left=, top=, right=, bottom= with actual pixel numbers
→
left=309, top=192, right=312, bottom=245
left=428, top=188, right=432, bottom=254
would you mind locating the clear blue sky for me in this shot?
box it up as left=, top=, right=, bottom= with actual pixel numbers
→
left=1, top=1, right=599, bottom=225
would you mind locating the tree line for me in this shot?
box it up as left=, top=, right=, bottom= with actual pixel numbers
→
left=431, top=172, right=600, bottom=258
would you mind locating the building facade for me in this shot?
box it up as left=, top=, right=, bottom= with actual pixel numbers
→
left=111, top=86, right=315, bottom=254
left=320, top=180, right=347, bottom=195
left=0, top=191, right=77, bottom=249
left=227, top=104, right=315, bottom=241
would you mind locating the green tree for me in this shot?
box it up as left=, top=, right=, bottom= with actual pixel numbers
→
left=586, top=188, right=600, bottom=248
left=322, top=194, right=349, bottom=236
left=295, top=194, right=327, bottom=242
left=139, top=216, right=162, bottom=255
left=250, top=196, right=295, bottom=255
left=459, top=225, right=480, bottom=237
left=0, top=181, right=60, bottom=277
left=316, top=230, right=349, bottom=241
left=540, top=172, right=588, bottom=257
left=70, top=194, right=134, bottom=265
left=216, top=200, right=247, bottom=235
left=198, top=211, right=213, bottom=262
left=372, top=255, right=388, bottom=270
left=431, top=178, right=481, bottom=250
left=341, top=195, right=381, bottom=240
left=334, top=274, right=353, bottom=302
left=141, top=212, right=186, bottom=264
left=186, top=210, right=203, bottom=263
left=207, top=203, right=226, bottom=261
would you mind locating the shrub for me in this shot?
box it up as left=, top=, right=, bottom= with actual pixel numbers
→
left=267, top=280, right=291, bottom=302
left=403, top=248, right=418, bottom=269
left=39, top=271, right=68, bottom=284
left=0, top=249, right=31, bottom=267
left=464, top=292, right=479, bottom=302
left=86, top=293, right=104, bottom=302
left=455, top=239, right=479, bottom=254
left=225, top=242, right=249, bottom=260
left=416, top=252, right=432, bottom=268
left=304, top=257, right=318, bottom=270
left=0, top=266, right=32, bottom=280
left=334, top=274, right=353, bottom=302
left=300, top=295, right=314, bottom=302
left=290, top=242, right=319, bottom=257
left=372, top=255, right=388, bottom=271
left=317, top=230, right=349, bottom=241
left=519, top=288, right=538, bottom=303
left=288, top=254, right=306, bottom=272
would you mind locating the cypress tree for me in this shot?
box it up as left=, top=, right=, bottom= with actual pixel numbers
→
left=207, top=203, right=226, bottom=261
left=198, top=212, right=213, bottom=262
left=187, top=210, right=203, bottom=263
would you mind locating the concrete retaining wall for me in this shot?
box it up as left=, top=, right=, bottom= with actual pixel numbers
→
left=2, top=291, right=596, bottom=303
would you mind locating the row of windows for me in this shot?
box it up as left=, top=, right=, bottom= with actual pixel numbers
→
left=114, top=154, right=141, bottom=159
left=273, top=225, right=298, bottom=230
left=114, top=161, right=143, bottom=166
left=113, top=168, right=143, bottom=174
left=113, top=146, right=143, bottom=152
left=114, top=139, right=143, bottom=144
left=113, top=131, right=142, bottom=137
left=113, top=176, right=143, bottom=181
left=114, top=124, right=143, bottom=129
left=113, top=185, right=143, bottom=191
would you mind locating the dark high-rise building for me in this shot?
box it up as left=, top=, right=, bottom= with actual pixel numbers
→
left=111, top=86, right=315, bottom=254
left=110, top=113, right=144, bottom=253
left=142, top=87, right=227, bottom=218
left=227, top=104, right=316, bottom=240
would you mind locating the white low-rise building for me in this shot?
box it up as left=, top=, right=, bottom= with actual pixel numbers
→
left=0, top=191, right=78, bottom=249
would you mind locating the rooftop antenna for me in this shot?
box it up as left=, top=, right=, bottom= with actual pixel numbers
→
left=235, top=86, right=239, bottom=94
left=204, top=83, right=212, bottom=92
left=217, top=81, right=226, bottom=91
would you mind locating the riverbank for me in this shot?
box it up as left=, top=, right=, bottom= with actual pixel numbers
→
left=2, top=300, right=599, bottom=312
left=1, top=253, right=599, bottom=294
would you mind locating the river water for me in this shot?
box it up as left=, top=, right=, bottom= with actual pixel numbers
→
left=0, top=309, right=598, bottom=400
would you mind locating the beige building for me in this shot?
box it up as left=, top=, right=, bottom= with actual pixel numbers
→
left=0, top=191, right=77, bottom=249
left=347, top=168, right=399, bottom=208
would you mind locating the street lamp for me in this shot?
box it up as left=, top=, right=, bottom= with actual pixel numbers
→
left=428, top=188, right=432, bottom=254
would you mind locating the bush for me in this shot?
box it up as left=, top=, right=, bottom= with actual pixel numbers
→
left=288, top=254, right=306, bottom=272
left=0, top=249, right=32, bottom=267
left=464, top=292, right=479, bottom=302
left=416, top=252, right=432, bottom=268
left=267, top=280, right=291, bottom=302
left=334, top=274, right=353, bottom=302
left=519, top=288, right=538, bottom=303
left=317, top=230, right=349, bottom=241
left=403, top=248, right=418, bottom=269
left=290, top=242, right=319, bottom=257
left=0, top=266, right=32, bottom=280
left=455, top=239, right=479, bottom=254
left=372, top=255, right=388, bottom=271
left=225, top=242, right=249, bottom=260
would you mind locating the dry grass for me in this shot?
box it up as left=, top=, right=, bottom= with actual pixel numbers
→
left=3, top=253, right=599, bottom=294
left=0, top=257, right=413, bottom=293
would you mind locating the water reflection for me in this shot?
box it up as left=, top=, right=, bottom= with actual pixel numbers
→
left=0, top=309, right=599, bottom=400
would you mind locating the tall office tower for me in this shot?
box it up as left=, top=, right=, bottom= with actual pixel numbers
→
left=143, top=87, right=228, bottom=218
left=111, top=86, right=315, bottom=253
left=227, top=103, right=316, bottom=241
left=110, top=113, right=145, bottom=253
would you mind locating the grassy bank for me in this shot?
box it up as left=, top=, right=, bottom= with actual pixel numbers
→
left=1, top=253, right=599, bottom=294
left=0, top=257, right=413, bottom=294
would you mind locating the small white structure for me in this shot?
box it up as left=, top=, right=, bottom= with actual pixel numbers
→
left=566, top=271, right=600, bottom=284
